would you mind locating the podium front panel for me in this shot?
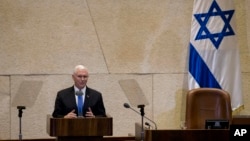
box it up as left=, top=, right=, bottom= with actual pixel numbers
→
left=47, top=115, right=113, bottom=136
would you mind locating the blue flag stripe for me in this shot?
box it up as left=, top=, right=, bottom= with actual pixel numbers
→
left=189, top=43, right=221, bottom=88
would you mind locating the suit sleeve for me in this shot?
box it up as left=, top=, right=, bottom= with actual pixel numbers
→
left=88, top=90, right=106, bottom=117
left=52, top=89, right=76, bottom=118
left=52, top=92, right=65, bottom=118
left=95, top=94, right=106, bottom=117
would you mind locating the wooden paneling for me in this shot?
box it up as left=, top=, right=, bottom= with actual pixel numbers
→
left=0, top=136, right=135, bottom=141
left=232, top=115, right=250, bottom=125
left=145, top=129, right=229, bottom=141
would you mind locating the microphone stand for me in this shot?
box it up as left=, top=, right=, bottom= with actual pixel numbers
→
left=137, top=105, right=145, bottom=141
left=17, top=106, right=26, bottom=141
left=124, top=103, right=157, bottom=130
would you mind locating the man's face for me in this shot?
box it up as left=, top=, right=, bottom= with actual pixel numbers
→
left=72, top=69, right=89, bottom=89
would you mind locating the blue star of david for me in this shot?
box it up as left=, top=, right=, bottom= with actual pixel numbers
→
left=194, top=0, right=235, bottom=49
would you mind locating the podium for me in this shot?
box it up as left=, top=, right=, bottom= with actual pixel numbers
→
left=46, top=115, right=113, bottom=141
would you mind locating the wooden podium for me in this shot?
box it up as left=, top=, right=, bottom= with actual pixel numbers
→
left=46, top=115, right=113, bottom=141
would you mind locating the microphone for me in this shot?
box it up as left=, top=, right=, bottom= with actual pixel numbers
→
left=76, top=91, right=83, bottom=96
left=145, top=122, right=151, bottom=129
left=123, top=103, right=157, bottom=130
left=124, top=103, right=130, bottom=108
left=17, top=106, right=26, bottom=110
left=17, top=106, right=26, bottom=118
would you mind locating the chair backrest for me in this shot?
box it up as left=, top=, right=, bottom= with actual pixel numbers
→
left=185, top=88, right=232, bottom=129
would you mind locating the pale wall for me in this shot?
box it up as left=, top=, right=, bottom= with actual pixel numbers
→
left=0, top=0, right=249, bottom=139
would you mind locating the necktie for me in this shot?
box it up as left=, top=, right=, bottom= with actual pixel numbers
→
left=76, top=91, right=83, bottom=117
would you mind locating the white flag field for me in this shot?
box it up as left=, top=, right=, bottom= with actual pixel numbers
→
left=188, top=0, right=243, bottom=110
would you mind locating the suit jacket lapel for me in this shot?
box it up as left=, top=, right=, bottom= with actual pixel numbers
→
left=84, top=87, right=91, bottom=109
left=69, top=86, right=77, bottom=109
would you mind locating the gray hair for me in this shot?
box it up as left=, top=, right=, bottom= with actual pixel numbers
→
left=73, top=65, right=88, bottom=74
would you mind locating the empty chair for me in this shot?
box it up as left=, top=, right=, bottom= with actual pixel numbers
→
left=185, top=88, right=232, bottom=129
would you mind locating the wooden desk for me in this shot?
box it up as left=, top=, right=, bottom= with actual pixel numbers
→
left=144, top=129, right=229, bottom=141
left=0, top=136, right=135, bottom=141
left=232, top=115, right=250, bottom=125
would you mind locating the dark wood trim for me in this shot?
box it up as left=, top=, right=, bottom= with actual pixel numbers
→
left=0, top=136, right=135, bottom=141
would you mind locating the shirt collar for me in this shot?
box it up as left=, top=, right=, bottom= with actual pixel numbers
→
left=74, top=86, right=86, bottom=94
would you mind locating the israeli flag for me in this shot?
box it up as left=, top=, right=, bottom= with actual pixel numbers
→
left=188, top=0, right=243, bottom=110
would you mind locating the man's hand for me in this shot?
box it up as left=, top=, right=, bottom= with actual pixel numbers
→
left=85, top=107, right=95, bottom=118
left=64, top=109, right=77, bottom=118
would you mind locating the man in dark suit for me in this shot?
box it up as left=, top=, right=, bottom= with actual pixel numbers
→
left=52, top=65, right=106, bottom=118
